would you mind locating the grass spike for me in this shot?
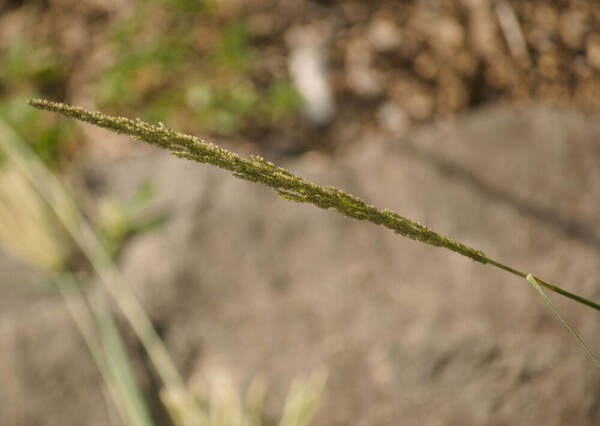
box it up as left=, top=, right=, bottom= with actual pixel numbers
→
left=27, top=99, right=600, bottom=315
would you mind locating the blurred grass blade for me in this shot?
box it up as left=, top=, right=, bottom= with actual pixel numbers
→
left=279, top=369, right=327, bottom=426
left=160, top=386, right=209, bottom=426
left=55, top=274, right=154, bottom=426
left=0, top=116, right=153, bottom=424
left=53, top=274, right=130, bottom=424
left=90, top=292, right=155, bottom=426
left=0, top=166, right=69, bottom=271
left=527, top=274, right=600, bottom=368
left=246, top=376, right=268, bottom=426
left=0, top=117, right=204, bottom=424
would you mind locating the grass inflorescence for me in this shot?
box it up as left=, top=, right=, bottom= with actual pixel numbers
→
left=27, top=99, right=487, bottom=261
left=28, top=98, right=600, bottom=315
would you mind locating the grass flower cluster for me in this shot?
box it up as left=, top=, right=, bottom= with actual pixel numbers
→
left=28, top=98, right=600, bottom=315
left=28, top=100, right=485, bottom=262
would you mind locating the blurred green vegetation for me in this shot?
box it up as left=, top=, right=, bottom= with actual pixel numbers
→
left=0, top=0, right=301, bottom=173
left=0, top=94, right=73, bottom=167
left=0, top=0, right=303, bottom=285
left=0, top=28, right=71, bottom=168
left=96, top=0, right=300, bottom=135
left=97, top=180, right=167, bottom=259
left=0, top=0, right=302, bottom=262
left=0, top=33, right=64, bottom=87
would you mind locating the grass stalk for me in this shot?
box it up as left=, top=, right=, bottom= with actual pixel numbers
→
left=526, top=274, right=600, bottom=368
left=27, top=99, right=600, bottom=314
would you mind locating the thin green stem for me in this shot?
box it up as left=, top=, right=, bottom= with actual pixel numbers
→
left=485, top=258, right=600, bottom=312
left=527, top=275, right=600, bottom=368
left=27, top=99, right=600, bottom=314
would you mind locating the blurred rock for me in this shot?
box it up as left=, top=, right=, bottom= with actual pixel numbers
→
left=368, top=16, right=402, bottom=53
left=586, top=35, right=600, bottom=72
left=376, top=101, right=409, bottom=135
left=287, top=25, right=336, bottom=126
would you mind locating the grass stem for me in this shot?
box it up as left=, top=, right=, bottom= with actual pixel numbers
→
left=27, top=99, right=600, bottom=314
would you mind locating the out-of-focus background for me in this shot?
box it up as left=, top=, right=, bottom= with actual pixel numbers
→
left=1, top=1, right=600, bottom=425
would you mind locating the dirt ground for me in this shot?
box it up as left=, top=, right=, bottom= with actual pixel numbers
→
left=1, top=1, right=600, bottom=425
